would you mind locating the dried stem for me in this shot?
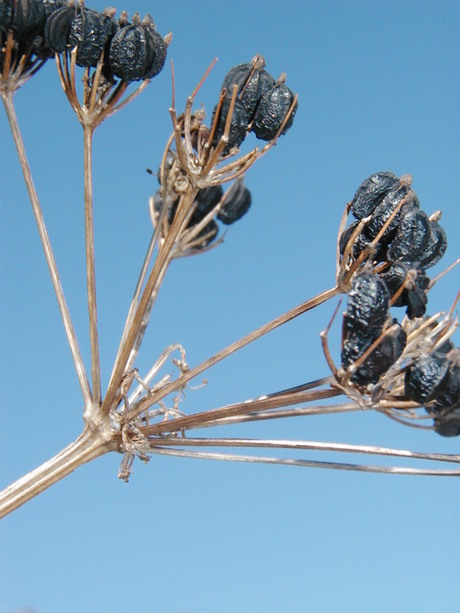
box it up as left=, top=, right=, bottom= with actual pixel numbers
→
left=0, top=426, right=112, bottom=519
left=102, top=182, right=200, bottom=413
left=83, top=125, right=101, bottom=404
left=1, top=91, right=91, bottom=406
left=130, top=284, right=341, bottom=421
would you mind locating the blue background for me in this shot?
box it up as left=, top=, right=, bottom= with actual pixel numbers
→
left=1, top=1, right=459, bottom=611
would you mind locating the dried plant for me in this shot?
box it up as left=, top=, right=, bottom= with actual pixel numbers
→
left=1, top=1, right=459, bottom=520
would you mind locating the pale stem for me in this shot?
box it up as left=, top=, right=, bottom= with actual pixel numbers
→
left=0, top=427, right=111, bottom=519
left=1, top=92, right=92, bottom=406
left=148, top=447, right=460, bottom=477
left=83, top=125, right=101, bottom=404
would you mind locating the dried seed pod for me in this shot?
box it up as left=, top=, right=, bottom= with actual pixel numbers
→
left=345, top=271, right=390, bottom=334
left=351, top=172, right=399, bottom=220
left=211, top=97, right=249, bottom=154
left=193, top=185, right=224, bottom=221
left=339, top=221, right=386, bottom=263
left=342, top=324, right=406, bottom=385
left=432, top=363, right=460, bottom=411
left=433, top=415, right=460, bottom=437
left=380, top=263, right=429, bottom=319
left=252, top=75, right=297, bottom=141
left=388, top=205, right=432, bottom=263
left=365, top=184, right=416, bottom=241
left=217, top=179, right=252, bottom=225
left=404, top=352, right=451, bottom=404
left=418, top=220, right=447, bottom=269
left=221, top=55, right=275, bottom=118
left=11, top=0, right=46, bottom=39
left=44, top=6, right=75, bottom=53
left=0, top=1, right=14, bottom=31
left=109, top=14, right=167, bottom=82
left=68, top=8, right=116, bottom=68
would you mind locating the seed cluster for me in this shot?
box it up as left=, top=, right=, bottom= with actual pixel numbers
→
left=212, top=55, right=297, bottom=153
left=340, top=172, right=458, bottom=436
left=1, top=1, right=167, bottom=83
left=341, top=171, right=447, bottom=319
left=152, top=175, right=252, bottom=253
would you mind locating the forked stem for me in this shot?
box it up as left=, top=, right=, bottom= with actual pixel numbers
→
left=1, top=91, right=92, bottom=406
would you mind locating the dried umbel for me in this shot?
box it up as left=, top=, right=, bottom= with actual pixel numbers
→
left=339, top=171, right=448, bottom=319
left=109, top=13, right=167, bottom=82
left=211, top=56, right=297, bottom=153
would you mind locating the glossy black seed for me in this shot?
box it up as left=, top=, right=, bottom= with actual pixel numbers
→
left=388, top=205, right=432, bottom=263
left=44, top=6, right=74, bottom=53
left=193, top=186, right=224, bottom=220
left=211, top=97, right=249, bottom=154
left=433, top=364, right=460, bottom=411
left=405, top=353, right=451, bottom=404
left=343, top=323, right=406, bottom=384
left=221, top=57, right=275, bottom=118
left=109, top=15, right=167, bottom=82
left=433, top=415, right=460, bottom=437
left=345, top=272, right=390, bottom=334
left=11, top=0, right=45, bottom=39
left=339, top=221, right=386, bottom=262
left=218, top=179, right=252, bottom=225
left=418, top=220, right=447, bottom=269
left=380, top=262, right=430, bottom=319
left=142, top=22, right=167, bottom=78
left=366, top=185, right=416, bottom=241
left=68, top=8, right=116, bottom=68
left=252, top=80, right=297, bottom=141
left=351, top=172, right=399, bottom=220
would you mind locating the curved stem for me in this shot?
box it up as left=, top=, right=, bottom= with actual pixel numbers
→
left=0, top=427, right=111, bottom=519
left=83, top=125, right=101, bottom=404
left=1, top=92, right=92, bottom=406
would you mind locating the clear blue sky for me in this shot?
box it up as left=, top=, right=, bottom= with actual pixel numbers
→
left=1, top=1, right=459, bottom=611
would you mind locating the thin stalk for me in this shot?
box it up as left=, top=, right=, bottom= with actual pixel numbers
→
left=83, top=125, right=101, bottom=404
left=2, top=92, right=91, bottom=406
left=102, top=183, right=200, bottom=414
left=130, top=284, right=341, bottom=420
left=148, top=447, right=460, bottom=476
left=0, top=427, right=111, bottom=519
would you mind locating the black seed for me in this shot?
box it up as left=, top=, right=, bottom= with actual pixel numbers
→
left=351, top=172, right=400, bottom=220
left=366, top=185, right=416, bottom=241
left=418, top=220, right=447, bottom=269
left=221, top=57, right=275, bottom=119
left=405, top=353, right=451, bottom=404
left=380, top=262, right=429, bottom=319
left=192, top=186, right=224, bottom=221
left=433, top=364, right=460, bottom=411
left=388, top=205, right=432, bottom=263
left=44, top=6, right=75, bottom=53
left=343, top=323, right=406, bottom=384
left=345, top=272, right=390, bottom=334
left=109, top=15, right=167, bottom=82
left=218, top=179, right=252, bottom=225
left=0, top=1, right=14, bottom=31
left=68, top=8, right=116, bottom=68
left=11, top=0, right=46, bottom=40
left=252, top=80, right=297, bottom=141
left=433, top=415, right=460, bottom=437
left=211, top=97, right=249, bottom=154
left=339, top=221, right=386, bottom=262
left=192, top=219, right=219, bottom=248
